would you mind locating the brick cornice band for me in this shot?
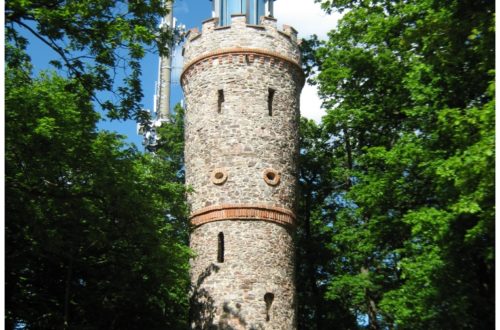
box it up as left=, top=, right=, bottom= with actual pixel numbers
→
left=181, top=47, right=303, bottom=83
left=190, top=204, right=296, bottom=228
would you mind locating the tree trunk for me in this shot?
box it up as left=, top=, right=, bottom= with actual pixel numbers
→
left=343, top=125, right=353, bottom=188
left=361, top=266, right=379, bottom=330
left=303, top=188, right=322, bottom=330
left=63, top=259, right=73, bottom=330
left=5, top=318, right=15, bottom=330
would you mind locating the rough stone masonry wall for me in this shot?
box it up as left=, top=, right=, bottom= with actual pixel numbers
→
left=182, top=14, right=303, bottom=330
left=190, top=221, right=295, bottom=330
left=182, top=15, right=301, bottom=66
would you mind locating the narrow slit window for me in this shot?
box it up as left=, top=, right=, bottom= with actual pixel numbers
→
left=268, top=88, right=275, bottom=116
left=217, top=232, right=225, bottom=263
left=217, top=89, right=224, bottom=113
left=264, top=292, right=274, bottom=321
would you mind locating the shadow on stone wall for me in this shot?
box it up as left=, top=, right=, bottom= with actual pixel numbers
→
left=218, top=302, right=263, bottom=330
left=190, top=263, right=219, bottom=330
left=190, top=263, right=264, bottom=330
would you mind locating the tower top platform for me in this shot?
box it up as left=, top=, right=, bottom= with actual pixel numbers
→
left=210, top=0, right=276, bottom=25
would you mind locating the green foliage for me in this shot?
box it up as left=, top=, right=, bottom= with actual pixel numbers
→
left=297, top=0, right=495, bottom=328
left=5, top=60, right=190, bottom=329
left=295, top=118, right=358, bottom=329
left=156, top=104, right=187, bottom=184
left=5, top=0, right=172, bottom=124
left=5, top=2, right=191, bottom=328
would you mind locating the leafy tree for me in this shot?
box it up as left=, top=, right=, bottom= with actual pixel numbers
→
left=5, top=0, right=173, bottom=124
left=296, top=118, right=358, bottom=329
left=5, top=1, right=192, bottom=328
left=152, top=104, right=190, bottom=241
left=156, top=104, right=187, bottom=184
left=5, top=56, right=190, bottom=329
left=298, top=0, right=495, bottom=328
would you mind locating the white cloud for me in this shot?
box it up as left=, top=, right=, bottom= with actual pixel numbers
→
left=275, top=0, right=341, bottom=122
left=300, top=83, right=325, bottom=123
left=274, top=0, right=341, bottom=39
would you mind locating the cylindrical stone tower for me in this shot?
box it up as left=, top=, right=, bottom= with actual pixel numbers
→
left=181, top=3, right=303, bottom=329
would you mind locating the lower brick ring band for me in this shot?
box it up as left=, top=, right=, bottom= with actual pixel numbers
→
left=189, top=204, right=296, bottom=228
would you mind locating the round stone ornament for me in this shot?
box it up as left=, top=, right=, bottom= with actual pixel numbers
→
left=211, top=168, right=228, bottom=185
left=263, top=168, right=280, bottom=186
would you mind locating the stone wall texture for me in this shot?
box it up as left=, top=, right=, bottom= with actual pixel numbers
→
left=182, top=14, right=303, bottom=330
left=189, top=221, right=295, bottom=330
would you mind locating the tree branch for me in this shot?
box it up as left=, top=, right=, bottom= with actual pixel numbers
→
left=12, top=19, right=109, bottom=110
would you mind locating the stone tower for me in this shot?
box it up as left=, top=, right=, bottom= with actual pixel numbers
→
left=181, top=1, right=303, bottom=328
